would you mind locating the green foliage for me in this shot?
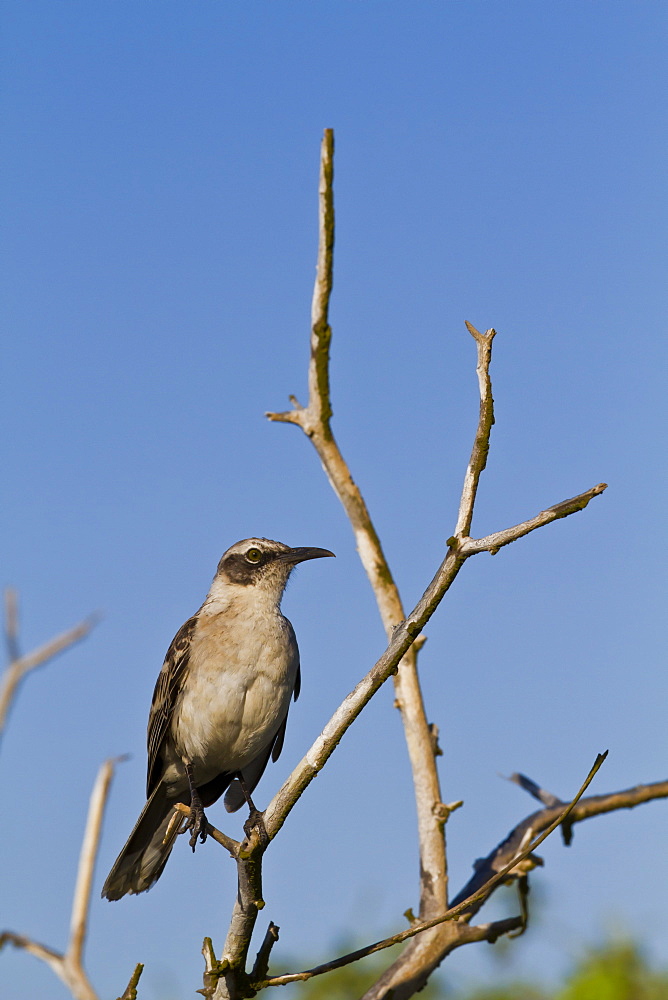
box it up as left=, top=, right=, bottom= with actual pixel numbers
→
left=556, top=939, right=668, bottom=1000
left=286, top=937, right=668, bottom=1000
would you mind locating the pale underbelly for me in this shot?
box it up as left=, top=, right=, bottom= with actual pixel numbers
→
left=170, top=668, right=292, bottom=785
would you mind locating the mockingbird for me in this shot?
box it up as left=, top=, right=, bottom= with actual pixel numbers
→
left=102, top=537, right=334, bottom=900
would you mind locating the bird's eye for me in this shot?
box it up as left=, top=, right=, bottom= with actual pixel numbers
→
left=245, top=547, right=263, bottom=564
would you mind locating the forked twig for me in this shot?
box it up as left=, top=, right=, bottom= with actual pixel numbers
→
left=1, top=758, right=123, bottom=1000
left=0, top=589, right=98, bottom=741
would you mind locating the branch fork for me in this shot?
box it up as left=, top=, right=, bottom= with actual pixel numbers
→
left=213, top=130, right=618, bottom=999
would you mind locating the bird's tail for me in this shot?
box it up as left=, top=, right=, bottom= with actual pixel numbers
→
left=101, top=784, right=183, bottom=900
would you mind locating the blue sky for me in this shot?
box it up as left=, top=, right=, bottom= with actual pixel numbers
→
left=1, top=3, right=666, bottom=999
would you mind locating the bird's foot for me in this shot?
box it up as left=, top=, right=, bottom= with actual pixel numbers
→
left=243, top=808, right=269, bottom=850
left=187, top=800, right=208, bottom=851
left=181, top=756, right=208, bottom=851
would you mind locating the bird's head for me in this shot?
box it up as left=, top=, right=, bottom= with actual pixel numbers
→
left=211, top=537, right=335, bottom=604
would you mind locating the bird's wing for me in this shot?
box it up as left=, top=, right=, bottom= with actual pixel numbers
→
left=146, top=614, right=198, bottom=796
left=287, top=618, right=301, bottom=702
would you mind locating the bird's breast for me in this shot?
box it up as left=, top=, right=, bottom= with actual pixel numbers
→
left=171, top=607, right=297, bottom=782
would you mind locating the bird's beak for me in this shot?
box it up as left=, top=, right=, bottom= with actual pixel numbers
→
left=280, top=546, right=336, bottom=565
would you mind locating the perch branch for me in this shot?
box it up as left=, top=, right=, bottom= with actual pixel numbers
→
left=1, top=757, right=122, bottom=1000
left=207, top=825, right=269, bottom=998
left=219, top=824, right=267, bottom=973
left=172, top=802, right=239, bottom=855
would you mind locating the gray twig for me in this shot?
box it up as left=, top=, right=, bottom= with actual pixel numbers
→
left=0, top=596, right=99, bottom=741
left=2, top=758, right=123, bottom=1000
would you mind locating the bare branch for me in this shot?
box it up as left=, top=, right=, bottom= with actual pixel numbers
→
left=308, top=126, right=335, bottom=434
left=117, top=963, right=144, bottom=1000
left=0, top=932, right=64, bottom=974
left=219, top=827, right=266, bottom=974
left=171, top=802, right=239, bottom=855
left=1, top=925, right=99, bottom=999
left=1, top=757, right=123, bottom=1000
left=0, top=603, right=99, bottom=740
left=459, top=483, right=608, bottom=556
left=263, top=466, right=610, bottom=845
left=268, top=129, right=335, bottom=438
left=457, top=915, right=524, bottom=946
left=450, top=776, right=668, bottom=913
left=454, top=323, right=496, bottom=537
left=509, top=876, right=530, bottom=939
left=69, top=757, right=122, bottom=967
left=251, top=923, right=280, bottom=983
left=261, top=754, right=608, bottom=988
left=201, top=937, right=221, bottom=998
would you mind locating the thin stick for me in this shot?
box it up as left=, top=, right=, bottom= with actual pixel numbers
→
left=69, top=758, right=121, bottom=967
left=171, top=802, right=239, bottom=855
left=261, top=753, right=607, bottom=987
left=251, top=922, right=280, bottom=982
left=309, top=127, right=335, bottom=433
left=459, top=483, right=608, bottom=555
left=454, top=324, right=496, bottom=537
left=117, top=963, right=144, bottom=1000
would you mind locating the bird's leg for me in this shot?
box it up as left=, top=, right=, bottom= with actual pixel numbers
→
left=238, top=772, right=269, bottom=848
left=182, top=757, right=208, bottom=850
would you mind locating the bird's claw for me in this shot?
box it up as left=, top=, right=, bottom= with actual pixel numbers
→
left=187, top=803, right=208, bottom=851
left=243, top=808, right=269, bottom=849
